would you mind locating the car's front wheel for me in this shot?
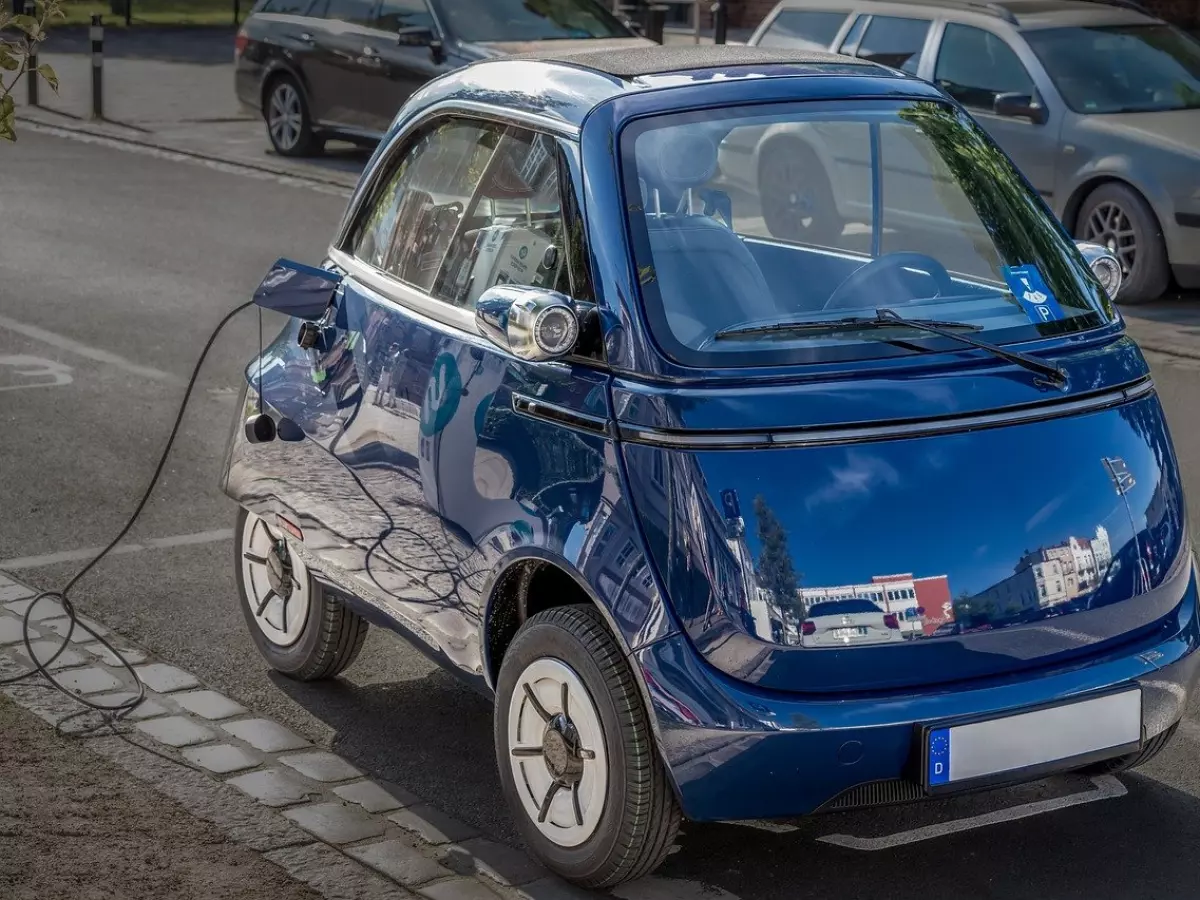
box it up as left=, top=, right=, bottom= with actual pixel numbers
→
left=494, top=605, right=681, bottom=888
left=235, top=508, right=368, bottom=680
left=1075, top=182, right=1169, bottom=304
left=264, top=75, right=324, bottom=158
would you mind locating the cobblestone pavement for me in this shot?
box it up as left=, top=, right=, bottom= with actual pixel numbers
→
left=0, top=572, right=724, bottom=900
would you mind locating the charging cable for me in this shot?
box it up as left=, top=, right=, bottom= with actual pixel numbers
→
left=0, top=300, right=256, bottom=731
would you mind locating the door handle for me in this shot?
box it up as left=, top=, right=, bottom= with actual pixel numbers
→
left=360, top=45, right=383, bottom=66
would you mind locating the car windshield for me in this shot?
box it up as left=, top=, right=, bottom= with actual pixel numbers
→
left=1024, top=24, right=1200, bottom=113
left=808, top=599, right=882, bottom=617
left=438, top=0, right=632, bottom=42
left=621, top=99, right=1113, bottom=368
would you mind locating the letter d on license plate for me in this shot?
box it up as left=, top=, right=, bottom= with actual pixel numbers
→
left=924, top=689, right=1141, bottom=790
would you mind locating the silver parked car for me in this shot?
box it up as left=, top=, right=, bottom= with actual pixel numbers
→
left=747, top=0, right=1200, bottom=302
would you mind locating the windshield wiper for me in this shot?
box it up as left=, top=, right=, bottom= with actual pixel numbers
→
left=715, top=307, right=1068, bottom=387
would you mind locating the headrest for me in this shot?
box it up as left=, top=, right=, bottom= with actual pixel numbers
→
left=639, top=127, right=720, bottom=192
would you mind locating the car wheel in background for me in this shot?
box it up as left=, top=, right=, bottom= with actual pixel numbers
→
left=494, top=605, right=681, bottom=888
left=234, top=508, right=368, bottom=680
left=1082, top=722, right=1179, bottom=774
left=758, top=137, right=843, bottom=246
left=1075, top=182, right=1169, bottom=304
left=264, top=75, right=324, bottom=158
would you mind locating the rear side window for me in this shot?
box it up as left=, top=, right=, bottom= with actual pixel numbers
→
left=853, top=15, right=930, bottom=73
left=375, top=0, right=435, bottom=31
left=256, top=0, right=314, bottom=12
left=758, top=10, right=848, bottom=51
left=323, top=0, right=374, bottom=25
left=935, top=24, right=1036, bottom=111
left=808, top=599, right=882, bottom=617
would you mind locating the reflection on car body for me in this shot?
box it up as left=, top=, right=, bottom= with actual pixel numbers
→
left=221, top=43, right=1200, bottom=888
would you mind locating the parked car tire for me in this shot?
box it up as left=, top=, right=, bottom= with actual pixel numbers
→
left=494, top=604, right=681, bottom=888
left=234, top=508, right=368, bottom=680
left=757, top=136, right=843, bottom=246
left=1082, top=722, right=1179, bottom=774
left=1075, top=182, right=1169, bottom=304
left=264, top=74, right=324, bottom=158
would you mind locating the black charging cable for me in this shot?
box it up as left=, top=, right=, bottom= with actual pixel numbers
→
left=0, top=300, right=256, bottom=733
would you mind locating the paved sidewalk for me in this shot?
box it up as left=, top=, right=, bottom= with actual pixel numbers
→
left=0, top=693, right=321, bottom=900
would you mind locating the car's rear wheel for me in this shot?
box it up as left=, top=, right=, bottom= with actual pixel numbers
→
left=235, top=508, right=367, bottom=680
left=1075, top=182, right=1169, bottom=304
left=1082, top=722, right=1179, bottom=774
left=494, top=605, right=681, bottom=888
left=264, top=75, right=324, bottom=158
left=758, top=137, right=843, bottom=246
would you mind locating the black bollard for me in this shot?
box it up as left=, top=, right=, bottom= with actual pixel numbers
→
left=643, top=4, right=666, bottom=44
left=24, top=0, right=37, bottom=106
left=713, top=1, right=728, bottom=44
left=91, top=14, right=103, bottom=120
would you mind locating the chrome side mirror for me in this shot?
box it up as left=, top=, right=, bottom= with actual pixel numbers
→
left=1075, top=241, right=1123, bottom=300
left=475, top=284, right=580, bottom=362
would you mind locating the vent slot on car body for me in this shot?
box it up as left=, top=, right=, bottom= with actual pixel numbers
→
left=817, top=778, right=925, bottom=812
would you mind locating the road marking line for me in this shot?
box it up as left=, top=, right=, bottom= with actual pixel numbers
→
left=732, top=819, right=799, bottom=834
left=0, top=315, right=176, bottom=382
left=0, top=355, right=73, bottom=392
left=0, top=529, right=234, bottom=571
left=816, top=776, right=1126, bottom=851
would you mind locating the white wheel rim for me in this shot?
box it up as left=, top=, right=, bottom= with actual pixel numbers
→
left=507, top=658, right=608, bottom=847
left=268, top=83, right=303, bottom=151
left=241, top=513, right=310, bottom=647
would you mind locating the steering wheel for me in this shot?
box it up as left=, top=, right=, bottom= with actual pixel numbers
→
left=822, top=252, right=955, bottom=311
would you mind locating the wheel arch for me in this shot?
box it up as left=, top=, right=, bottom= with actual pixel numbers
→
left=259, top=60, right=312, bottom=118
left=481, top=549, right=629, bottom=691
left=1061, top=173, right=1166, bottom=239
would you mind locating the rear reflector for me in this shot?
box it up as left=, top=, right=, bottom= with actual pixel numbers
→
left=801, top=621, right=816, bottom=636
left=275, top=515, right=303, bottom=541
left=234, top=31, right=249, bottom=56
left=883, top=613, right=900, bottom=630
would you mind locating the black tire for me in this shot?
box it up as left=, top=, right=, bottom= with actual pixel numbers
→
left=263, top=74, right=324, bottom=158
left=1082, top=722, right=1179, bottom=775
left=234, top=508, right=368, bottom=681
left=1074, top=182, right=1169, bottom=304
left=495, top=605, right=681, bottom=888
left=757, top=136, right=843, bottom=246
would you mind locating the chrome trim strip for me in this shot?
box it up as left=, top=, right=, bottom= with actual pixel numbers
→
left=334, top=102, right=579, bottom=250
left=329, top=247, right=482, bottom=338
left=512, top=393, right=611, bottom=437
left=618, top=378, right=1155, bottom=450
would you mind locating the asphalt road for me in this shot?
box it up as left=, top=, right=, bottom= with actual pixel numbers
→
left=4, top=129, right=1200, bottom=900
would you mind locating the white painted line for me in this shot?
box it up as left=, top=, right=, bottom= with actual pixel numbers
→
left=731, top=819, right=799, bottom=834
left=0, top=529, right=234, bottom=571
left=0, top=315, right=176, bottom=383
left=816, top=775, right=1126, bottom=851
left=0, top=355, right=73, bottom=392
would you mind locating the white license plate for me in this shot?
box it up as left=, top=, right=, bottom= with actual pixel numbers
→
left=925, top=689, right=1142, bottom=788
left=834, top=627, right=867, bottom=638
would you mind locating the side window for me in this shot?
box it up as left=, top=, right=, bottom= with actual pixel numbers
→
left=324, top=0, right=374, bottom=25
left=374, top=0, right=435, bottom=31
left=934, top=24, right=1036, bottom=111
left=758, top=10, right=848, bottom=51
left=258, top=0, right=314, bottom=13
left=350, top=119, right=576, bottom=310
left=853, top=15, right=931, bottom=73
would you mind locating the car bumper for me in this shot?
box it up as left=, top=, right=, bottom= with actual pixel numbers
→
left=234, top=61, right=263, bottom=115
left=637, top=561, right=1200, bottom=822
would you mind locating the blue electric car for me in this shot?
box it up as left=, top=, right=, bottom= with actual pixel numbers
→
left=223, top=45, right=1200, bottom=887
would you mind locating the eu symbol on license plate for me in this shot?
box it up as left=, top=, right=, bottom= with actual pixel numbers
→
left=928, top=728, right=951, bottom=785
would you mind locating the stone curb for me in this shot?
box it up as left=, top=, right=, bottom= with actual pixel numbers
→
left=15, top=107, right=358, bottom=196
left=0, top=568, right=611, bottom=900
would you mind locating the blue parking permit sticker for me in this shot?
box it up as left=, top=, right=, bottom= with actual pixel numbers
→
left=928, top=728, right=951, bottom=786
left=1003, top=265, right=1066, bottom=324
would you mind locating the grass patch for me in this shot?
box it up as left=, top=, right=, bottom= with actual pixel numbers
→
left=57, top=0, right=244, bottom=26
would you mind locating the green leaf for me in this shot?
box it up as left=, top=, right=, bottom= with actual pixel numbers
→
left=1, top=94, right=14, bottom=118
left=36, top=63, right=57, bottom=92
left=9, top=14, right=41, bottom=38
left=0, top=50, right=19, bottom=72
left=0, top=104, right=15, bottom=142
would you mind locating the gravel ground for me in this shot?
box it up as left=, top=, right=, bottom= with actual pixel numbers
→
left=0, top=695, right=318, bottom=900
